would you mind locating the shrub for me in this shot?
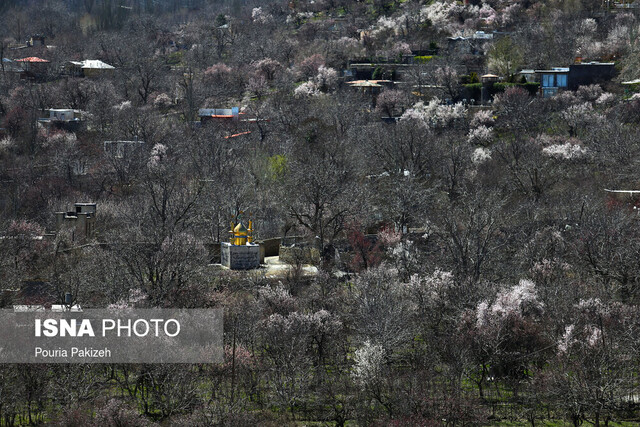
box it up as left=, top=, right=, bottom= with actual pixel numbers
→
left=492, top=82, right=539, bottom=96
left=414, top=55, right=433, bottom=64
left=462, top=83, right=482, bottom=101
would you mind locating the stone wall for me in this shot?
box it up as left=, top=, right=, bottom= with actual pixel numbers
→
left=204, top=243, right=221, bottom=263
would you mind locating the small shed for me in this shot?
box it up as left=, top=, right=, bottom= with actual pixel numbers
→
left=481, top=74, right=500, bottom=105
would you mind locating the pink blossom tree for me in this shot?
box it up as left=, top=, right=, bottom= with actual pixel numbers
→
left=297, top=54, right=325, bottom=80
left=461, top=279, right=549, bottom=399
left=548, top=299, right=639, bottom=426
left=375, top=89, right=407, bottom=118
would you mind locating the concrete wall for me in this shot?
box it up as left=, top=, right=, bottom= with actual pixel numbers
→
left=259, top=238, right=281, bottom=257
left=221, top=243, right=260, bottom=270
left=54, top=204, right=96, bottom=242
left=279, top=246, right=321, bottom=265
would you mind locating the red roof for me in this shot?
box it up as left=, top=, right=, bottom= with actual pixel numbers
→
left=224, top=131, right=252, bottom=139
left=16, top=57, right=50, bottom=63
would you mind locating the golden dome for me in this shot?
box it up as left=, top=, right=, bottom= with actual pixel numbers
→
left=234, top=223, right=248, bottom=234
left=232, top=222, right=249, bottom=245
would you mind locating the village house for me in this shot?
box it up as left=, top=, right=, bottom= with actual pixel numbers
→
left=37, top=109, right=83, bottom=131
left=534, top=61, right=616, bottom=97
left=347, top=79, right=394, bottom=94
left=14, top=56, right=50, bottom=80
left=66, top=59, right=115, bottom=78
left=196, top=107, right=266, bottom=138
left=8, top=34, right=47, bottom=52
left=1, top=58, right=23, bottom=78
left=27, top=35, right=46, bottom=47
left=447, top=31, right=495, bottom=56
left=475, top=61, right=616, bottom=102
left=54, top=203, right=97, bottom=242
left=198, top=107, right=241, bottom=124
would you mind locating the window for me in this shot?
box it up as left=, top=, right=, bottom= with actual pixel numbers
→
left=72, top=160, right=87, bottom=175
left=556, top=74, right=567, bottom=87
left=542, top=74, right=554, bottom=87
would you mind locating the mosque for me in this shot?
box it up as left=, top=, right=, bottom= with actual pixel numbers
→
left=220, top=219, right=260, bottom=270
